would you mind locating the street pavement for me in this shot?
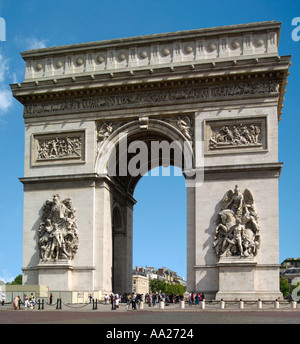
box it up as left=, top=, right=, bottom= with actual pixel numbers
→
left=0, top=300, right=299, bottom=325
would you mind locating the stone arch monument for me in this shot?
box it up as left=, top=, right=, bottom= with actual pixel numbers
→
left=11, top=21, right=290, bottom=300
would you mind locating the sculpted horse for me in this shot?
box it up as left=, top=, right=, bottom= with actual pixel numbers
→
left=213, top=209, right=236, bottom=256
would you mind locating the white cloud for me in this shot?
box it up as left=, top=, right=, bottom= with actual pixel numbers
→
left=0, top=53, right=9, bottom=82
left=0, top=270, right=14, bottom=283
left=0, top=87, right=12, bottom=112
left=26, top=37, right=48, bottom=50
left=0, top=52, right=13, bottom=114
left=14, top=36, right=48, bottom=51
left=0, top=35, right=49, bottom=116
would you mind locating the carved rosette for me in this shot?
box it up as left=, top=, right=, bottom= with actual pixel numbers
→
left=38, top=194, right=79, bottom=262
left=213, top=185, right=260, bottom=259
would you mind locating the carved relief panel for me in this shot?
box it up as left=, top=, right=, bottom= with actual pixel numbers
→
left=204, top=116, right=267, bottom=155
left=31, top=130, right=85, bottom=165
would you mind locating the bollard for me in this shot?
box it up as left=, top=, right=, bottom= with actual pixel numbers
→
left=57, top=298, right=62, bottom=309
left=56, top=298, right=62, bottom=309
left=160, top=301, right=165, bottom=309
left=220, top=299, right=225, bottom=309
left=257, top=299, right=262, bottom=309
left=291, top=301, right=297, bottom=309
left=201, top=299, right=205, bottom=309
left=93, top=299, right=98, bottom=309
left=140, top=301, right=144, bottom=309
left=274, top=299, right=279, bottom=309
left=239, top=299, right=244, bottom=309
left=180, top=301, right=185, bottom=309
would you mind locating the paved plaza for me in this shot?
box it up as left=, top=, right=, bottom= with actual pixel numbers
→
left=1, top=301, right=299, bottom=324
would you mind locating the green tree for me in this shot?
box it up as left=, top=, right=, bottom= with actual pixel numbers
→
left=150, top=279, right=167, bottom=293
left=6, top=274, right=22, bottom=285
left=166, top=283, right=185, bottom=295
left=280, top=277, right=290, bottom=298
left=150, top=279, right=185, bottom=295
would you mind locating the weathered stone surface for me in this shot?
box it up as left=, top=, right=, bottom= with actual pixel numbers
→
left=12, top=21, right=290, bottom=300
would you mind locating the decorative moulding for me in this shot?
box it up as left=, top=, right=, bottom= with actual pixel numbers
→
left=21, top=22, right=279, bottom=81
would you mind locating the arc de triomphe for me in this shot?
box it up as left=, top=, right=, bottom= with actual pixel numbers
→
left=11, top=21, right=290, bottom=300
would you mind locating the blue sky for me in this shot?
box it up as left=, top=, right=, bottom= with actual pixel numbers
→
left=0, top=0, right=299, bottom=282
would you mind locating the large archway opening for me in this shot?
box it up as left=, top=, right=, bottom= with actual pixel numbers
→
left=105, top=119, right=194, bottom=294
left=133, top=165, right=187, bottom=281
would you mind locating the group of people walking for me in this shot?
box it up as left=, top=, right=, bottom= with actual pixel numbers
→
left=11, top=293, right=36, bottom=310
left=188, top=292, right=205, bottom=305
left=105, top=292, right=188, bottom=310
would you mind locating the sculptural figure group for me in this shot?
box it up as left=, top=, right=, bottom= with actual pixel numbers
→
left=38, top=194, right=79, bottom=262
left=209, top=123, right=262, bottom=150
left=213, top=185, right=260, bottom=258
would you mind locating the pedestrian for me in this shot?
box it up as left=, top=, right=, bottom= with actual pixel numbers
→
left=110, top=294, right=115, bottom=310
left=13, top=296, right=20, bottom=310
left=126, top=293, right=131, bottom=310
left=24, top=294, right=29, bottom=308
left=29, top=293, right=35, bottom=309
left=132, top=293, right=137, bottom=310
left=191, top=292, right=194, bottom=305
left=1, top=291, right=5, bottom=306
left=115, top=296, right=119, bottom=309
left=49, top=293, right=53, bottom=305
left=195, top=293, right=199, bottom=305
left=153, top=293, right=157, bottom=307
left=104, top=294, right=108, bottom=305
left=148, top=293, right=152, bottom=307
